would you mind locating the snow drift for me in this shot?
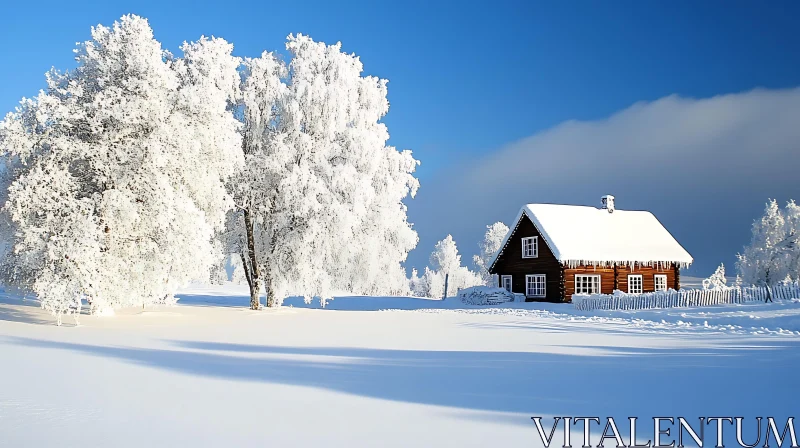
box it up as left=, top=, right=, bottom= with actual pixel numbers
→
left=457, top=286, right=515, bottom=305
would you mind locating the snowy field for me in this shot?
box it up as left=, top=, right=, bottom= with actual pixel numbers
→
left=1, top=281, right=799, bottom=447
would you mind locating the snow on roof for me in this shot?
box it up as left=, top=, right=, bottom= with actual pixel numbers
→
left=490, top=203, right=693, bottom=270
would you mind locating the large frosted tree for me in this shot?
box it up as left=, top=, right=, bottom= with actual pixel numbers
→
left=225, top=51, right=287, bottom=309
left=737, top=199, right=800, bottom=286
left=0, top=15, right=243, bottom=317
left=230, top=35, right=419, bottom=308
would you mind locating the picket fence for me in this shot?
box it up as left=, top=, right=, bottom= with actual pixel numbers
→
left=572, top=282, right=800, bottom=312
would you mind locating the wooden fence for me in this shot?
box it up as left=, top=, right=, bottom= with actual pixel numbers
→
left=572, top=283, right=800, bottom=312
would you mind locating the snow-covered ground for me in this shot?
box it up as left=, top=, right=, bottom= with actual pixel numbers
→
left=1, top=282, right=799, bottom=447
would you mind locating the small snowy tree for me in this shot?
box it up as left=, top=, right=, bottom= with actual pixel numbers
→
left=408, top=268, right=425, bottom=297
left=0, top=15, right=243, bottom=317
left=473, top=222, right=509, bottom=286
left=702, top=264, right=727, bottom=290
left=422, top=235, right=482, bottom=298
left=736, top=199, right=799, bottom=286
left=430, top=235, right=462, bottom=276
left=415, top=267, right=436, bottom=299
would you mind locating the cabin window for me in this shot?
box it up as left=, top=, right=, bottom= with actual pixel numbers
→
left=574, top=275, right=601, bottom=295
left=654, top=275, right=668, bottom=292
left=628, top=275, right=643, bottom=294
left=501, top=275, right=513, bottom=293
left=521, top=237, right=538, bottom=258
left=526, top=274, right=546, bottom=298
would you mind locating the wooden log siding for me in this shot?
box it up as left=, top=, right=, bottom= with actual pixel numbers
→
left=615, top=265, right=677, bottom=294
left=490, top=213, right=562, bottom=302
left=564, top=264, right=677, bottom=302
left=564, top=266, right=615, bottom=301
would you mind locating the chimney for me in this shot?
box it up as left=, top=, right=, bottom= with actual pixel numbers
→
left=601, top=195, right=615, bottom=213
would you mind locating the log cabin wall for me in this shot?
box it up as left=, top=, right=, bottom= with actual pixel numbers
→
left=490, top=213, right=563, bottom=302
left=563, top=264, right=678, bottom=302
left=563, top=266, right=616, bottom=302
left=615, top=265, right=676, bottom=294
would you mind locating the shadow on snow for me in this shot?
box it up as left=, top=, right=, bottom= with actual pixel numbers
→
left=8, top=336, right=799, bottom=430
left=0, top=293, right=51, bottom=325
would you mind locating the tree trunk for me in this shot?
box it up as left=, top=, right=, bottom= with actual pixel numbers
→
left=243, top=208, right=261, bottom=310
left=262, top=231, right=280, bottom=308
left=265, top=270, right=277, bottom=308
left=240, top=251, right=252, bottom=292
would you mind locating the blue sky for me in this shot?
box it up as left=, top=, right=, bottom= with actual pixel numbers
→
left=2, top=1, right=800, bottom=276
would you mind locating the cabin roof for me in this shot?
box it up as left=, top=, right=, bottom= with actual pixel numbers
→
left=490, top=203, right=693, bottom=270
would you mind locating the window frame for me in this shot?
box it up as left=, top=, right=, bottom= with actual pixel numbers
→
left=525, top=274, right=546, bottom=298
left=521, top=236, right=538, bottom=258
left=628, top=274, right=643, bottom=294
left=654, top=274, right=668, bottom=292
left=574, top=274, right=601, bottom=295
left=501, top=275, right=513, bottom=293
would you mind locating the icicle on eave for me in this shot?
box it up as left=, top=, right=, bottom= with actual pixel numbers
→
left=560, top=259, right=692, bottom=270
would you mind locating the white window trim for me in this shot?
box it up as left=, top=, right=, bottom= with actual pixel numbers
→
left=575, top=274, right=601, bottom=295
left=654, top=274, right=668, bottom=292
left=628, top=274, right=643, bottom=294
left=521, top=236, right=538, bottom=258
left=501, top=275, right=513, bottom=293
left=525, top=274, right=546, bottom=298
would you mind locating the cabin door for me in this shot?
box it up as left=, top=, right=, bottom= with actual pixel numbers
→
left=501, top=275, right=513, bottom=293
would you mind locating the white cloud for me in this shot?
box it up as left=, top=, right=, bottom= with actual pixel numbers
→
left=407, top=88, right=800, bottom=276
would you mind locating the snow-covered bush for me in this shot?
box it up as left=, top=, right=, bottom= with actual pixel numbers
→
left=703, top=264, right=727, bottom=290
left=473, top=222, right=509, bottom=286
left=457, top=286, right=515, bottom=305
left=0, top=15, right=242, bottom=317
left=737, top=199, right=800, bottom=286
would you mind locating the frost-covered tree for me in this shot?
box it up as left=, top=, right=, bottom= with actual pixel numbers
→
left=0, top=15, right=243, bottom=318
left=430, top=235, right=463, bottom=276
left=736, top=199, right=800, bottom=286
left=420, top=235, right=482, bottom=298
left=783, top=200, right=800, bottom=278
left=473, top=222, right=509, bottom=286
left=230, top=35, right=419, bottom=308
left=336, top=156, right=420, bottom=297
left=225, top=51, right=286, bottom=309
left=702, top=264, right=727, bottom=290
left=408, top=268, right=425, bottom=297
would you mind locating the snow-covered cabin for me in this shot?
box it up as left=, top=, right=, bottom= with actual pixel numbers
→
left=488, top=196, right=693, bottom=302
